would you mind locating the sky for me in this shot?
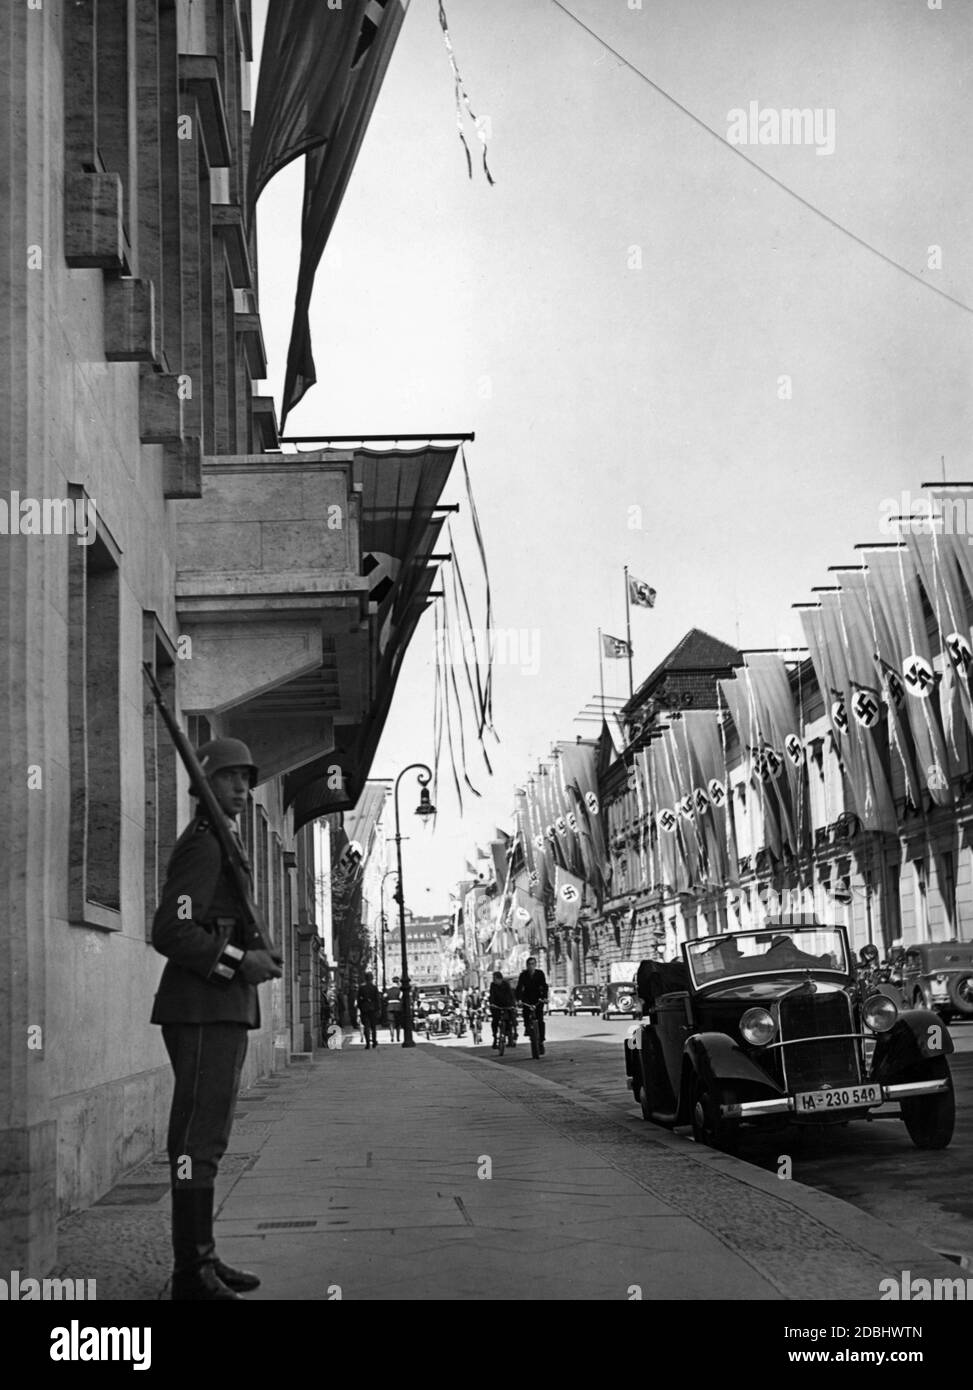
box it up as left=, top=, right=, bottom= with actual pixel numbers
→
left=251, top=0, right=973, bottom=913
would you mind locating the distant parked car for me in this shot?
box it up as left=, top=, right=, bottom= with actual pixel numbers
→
left=548, top=986, right=571, bottom=1015
left=901, top=942, right=973, bottom=1023
left=602, top=981, right=640, bottom=1019
left=570, top=984, right=602, bottom=1015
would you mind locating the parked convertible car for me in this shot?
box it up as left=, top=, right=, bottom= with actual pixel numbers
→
left=624, top=921, right=955, bottom=1152
left=602, top=981, right=640, bottom=1020
left=900, top=941, right=973, bottom=1024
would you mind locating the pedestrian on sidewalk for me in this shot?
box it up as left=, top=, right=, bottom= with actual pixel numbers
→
left=150, top=739, right=282, bottom=1302
left=386, top=976, right=403, bottom=1041
left=489, top=971, right=517, bottom=1048
left=357, top=972, right=381, bottom=1048
left=515, top=956, right=549, bottom=1054
left=320, top=989, right=332, bottom=1048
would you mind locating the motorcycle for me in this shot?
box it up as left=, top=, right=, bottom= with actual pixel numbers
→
left=857, top=943, right=907, bottom=1010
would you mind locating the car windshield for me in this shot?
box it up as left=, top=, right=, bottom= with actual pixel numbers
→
left=685, top=928, right=849, bottom=988
left=915, top=945, right=973, bottom=968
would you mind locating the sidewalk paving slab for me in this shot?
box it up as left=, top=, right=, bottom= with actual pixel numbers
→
left=52, top=1040, right=962, bottom=1301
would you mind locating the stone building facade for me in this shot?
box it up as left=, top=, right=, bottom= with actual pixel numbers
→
left=1, top=0, right=440, bottom=1275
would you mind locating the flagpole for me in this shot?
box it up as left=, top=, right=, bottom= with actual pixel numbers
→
left=624, top=565, right=634, bottom=697
left=598, top=628, right=605, bottom=727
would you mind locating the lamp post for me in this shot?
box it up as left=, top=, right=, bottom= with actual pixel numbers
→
left=380, top=869, right=398, bottom=989
left=394, top=763, right=436, bottom=1048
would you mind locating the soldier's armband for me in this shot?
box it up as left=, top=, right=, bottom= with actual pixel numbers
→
left=212, top=941, right=245, bottom=982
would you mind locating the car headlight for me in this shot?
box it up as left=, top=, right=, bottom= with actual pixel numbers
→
left=740, top=1007, right=776, bottom=1047
left=863, top=994, right=898, bottom=1032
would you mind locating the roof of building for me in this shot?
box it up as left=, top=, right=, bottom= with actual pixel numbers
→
left=622, top=628, right=742, bottom=716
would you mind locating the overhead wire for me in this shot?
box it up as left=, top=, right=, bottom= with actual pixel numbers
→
left=549, top=0, right=973, bottom=318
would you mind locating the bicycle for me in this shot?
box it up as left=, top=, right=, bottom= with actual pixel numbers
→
left=520, top=1000, right=544, bottom=1059
left=494, top=1006, right=517, bottom=1057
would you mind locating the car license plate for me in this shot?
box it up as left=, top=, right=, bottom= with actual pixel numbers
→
left=795, top=1084, right=881, bottom=1113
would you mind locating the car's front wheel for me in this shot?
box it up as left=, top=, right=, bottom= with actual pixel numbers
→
left=901, top=1062, right=955, bottom=1149
left=948, top=974, right=973, bottom=1019
left=690, top=1075, right=740, bottom=1154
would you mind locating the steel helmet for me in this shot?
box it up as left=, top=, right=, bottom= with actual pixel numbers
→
left=195, top=738, right=258, bottom=789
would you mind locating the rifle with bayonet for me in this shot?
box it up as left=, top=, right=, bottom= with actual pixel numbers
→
left=142, top=662, right=281, bottom=962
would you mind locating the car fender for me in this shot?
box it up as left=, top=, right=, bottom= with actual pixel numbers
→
left=870, top=981, right=907, bottom=1010
left=871, top=1009, right=954, bottom=1082
left=679, top=1033, right=782, bottom=1123
left=636, top=1024, right=677, bottom=1114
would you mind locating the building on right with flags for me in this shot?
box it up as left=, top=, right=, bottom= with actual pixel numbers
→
left=572, top=495, right=973, bottom=987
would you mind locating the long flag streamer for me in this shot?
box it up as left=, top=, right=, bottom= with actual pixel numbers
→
left=437, top=1, right=495, bottom=184
left=460, top=446, right=496, bottom=735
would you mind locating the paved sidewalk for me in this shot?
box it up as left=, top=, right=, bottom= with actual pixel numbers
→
left=54, top=1040, right=960, bottom=1301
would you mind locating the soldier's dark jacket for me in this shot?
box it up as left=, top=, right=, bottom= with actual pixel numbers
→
left=151, top=815, right=259, bottom=1028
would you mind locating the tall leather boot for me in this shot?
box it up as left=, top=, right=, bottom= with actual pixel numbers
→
left=170, top=1189, right=241, bottom=1301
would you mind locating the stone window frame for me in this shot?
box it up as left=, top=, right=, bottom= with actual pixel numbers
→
left=142, top=614, right=179, bottom=939
left=67, top=488, right=123, bottom=931
left=257, top=805, right=270, bottom=922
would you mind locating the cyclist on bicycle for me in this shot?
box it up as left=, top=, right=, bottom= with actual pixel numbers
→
left=466, top=985, right=484, bottom=1021
left=515, top=956, right=549, bottom=1055
left=488, top=971, right=517, bottom=1048
left=466, top=985, right=484, bottom=1040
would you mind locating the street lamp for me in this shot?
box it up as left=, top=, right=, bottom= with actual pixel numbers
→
left=379, top=869, right=399, bottom=990
left=394, top=763, right=436, bottom=1048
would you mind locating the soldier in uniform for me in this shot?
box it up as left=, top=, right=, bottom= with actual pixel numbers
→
left=151, top=738, right=282, bottom=1301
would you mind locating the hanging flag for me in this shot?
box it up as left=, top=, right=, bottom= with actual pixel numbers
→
left=558, top=740, right=610, bottom=900
left=860, top=546, right=952, bottom=808
left=649, top=734, right=690, bottom=893
left=719, top=672, right=782, bottom=860
left=743, top=654, right=814, bottom=859
left=515, top=787, right=542, bottom=901
left=636, top=747, right=659, bottom=893
left=713, top=689, right=742, bottom=885
left=628, top=575, right=657, bottom=609
left=513, top=887, right=547, bottom=950
left=816, top=592, right=898, bottom=834
left=672, top=710, right=739, bottom=886
left=490, top=832, right=511, bottom=894
left=248, top=0, right=411, bottom=428
left=554, top=866, right=584, bottom=928
left=663, top=724, right=706, bottom=888
left=524, top=776, right=552, bottom=900
left=840, top=565, right=924, bottom=809
left=900, top=518, right=973, bottom=752
left=552, top=749, right=584, bottom=880
left=602, top=632, right=632, bottom=659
